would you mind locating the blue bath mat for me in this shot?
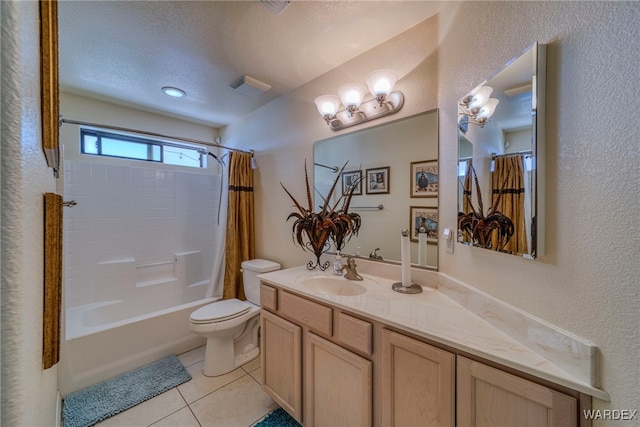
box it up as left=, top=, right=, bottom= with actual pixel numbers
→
left=254, top=407, right=301, bottom=427
left=62, top=355, right=191, bottom=427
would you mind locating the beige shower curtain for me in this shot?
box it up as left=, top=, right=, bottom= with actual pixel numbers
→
left=460, top=159, right=473, bottom=243
left=491, top=155, right=527, bottom=254
left=223, top=152, right=255, bottom=300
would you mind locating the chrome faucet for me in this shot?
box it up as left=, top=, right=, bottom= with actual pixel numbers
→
left=369, top=247, right=383, bottom=260
left=340, top=256, right=363, bottom=281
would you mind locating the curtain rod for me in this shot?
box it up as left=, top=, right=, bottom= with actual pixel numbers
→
left=59, top=118, right=254, bottom=155
left=491, top=150, right=532, bottom=160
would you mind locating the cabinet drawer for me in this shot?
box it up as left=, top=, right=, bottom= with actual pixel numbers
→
left=260, top=283, right=278, bottom=311
left=279, top=291, right=332, bottom=336
left=337, top=312, right=372, bottom=356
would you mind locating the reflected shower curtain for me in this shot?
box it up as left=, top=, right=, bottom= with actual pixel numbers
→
left=460, top=159, right=473, bottom=243
left=223, top=152, right=255, bottom=300
left=491, top=155, right=527, bottom=254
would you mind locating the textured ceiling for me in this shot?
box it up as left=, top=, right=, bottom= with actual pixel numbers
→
left=58, top=1, right=442, bottom=127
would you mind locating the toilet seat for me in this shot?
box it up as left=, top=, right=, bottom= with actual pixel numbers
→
left=190, top=299, right=252, bottom=324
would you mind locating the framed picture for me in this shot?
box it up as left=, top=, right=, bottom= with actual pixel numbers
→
left=341, top=170, right=362, bottom=196
left=410, top=206, right=438, bottom=242
left=411, top=159, right=438, bottom=198
left=365, top=166, right=390, bottom=195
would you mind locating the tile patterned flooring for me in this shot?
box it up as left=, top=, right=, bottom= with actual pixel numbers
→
left=95, top=346, right=277, bottom=427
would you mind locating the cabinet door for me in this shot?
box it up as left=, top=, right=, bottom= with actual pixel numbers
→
left=457, top=357, right=577, bottom=427
left=381, top=329, right=455, bottom=427
left=260, top=310, right=302, bottom=423
left=305, top=332, right=372, bottom=427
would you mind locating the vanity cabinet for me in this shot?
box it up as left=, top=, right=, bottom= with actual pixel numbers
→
left=305, top=332, right=372, bottom=427
left=259, top=281, right=588, bottom=427
left=381, top=329, right=455, bottom=427
left=260, top=310, right=303, bottom=423
left=457, top=357, right=577, bottom=427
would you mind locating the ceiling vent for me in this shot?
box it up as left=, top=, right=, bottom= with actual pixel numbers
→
left=260, top=0, right=292, bottom=16
left=229, top=75, right=272, bottom=97
left=504, top=83, right=532, bottom=101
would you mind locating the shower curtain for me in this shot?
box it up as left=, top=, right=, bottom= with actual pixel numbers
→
left=491, top=154, right=527, bottom=254
left=460, top=159, right=473, bottom=243
left=206, top=160, right=228, bottom=298
left=222, top=152, right=255, bottom=300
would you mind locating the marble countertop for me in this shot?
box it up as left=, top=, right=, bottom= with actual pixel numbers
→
left=258, top=265, right=609, bottom=401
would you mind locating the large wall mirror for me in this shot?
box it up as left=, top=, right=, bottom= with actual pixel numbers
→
left=314, top=110, right=439, bottom=269
left=457, top=42, right=546, bottom=259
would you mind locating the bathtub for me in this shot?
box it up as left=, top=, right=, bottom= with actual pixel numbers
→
left=59, top=284, right=218, bottom=395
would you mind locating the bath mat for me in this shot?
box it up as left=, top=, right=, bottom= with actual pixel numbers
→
left=62, top=355, right=191, bottom=427
left=254, top=407, right=301, bottom=427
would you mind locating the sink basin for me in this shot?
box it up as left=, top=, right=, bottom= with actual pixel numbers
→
left=302, top=276, right=367, bottom=296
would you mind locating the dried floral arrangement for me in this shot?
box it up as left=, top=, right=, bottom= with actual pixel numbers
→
left=458, top=165, right=514, bottom=251
left=282, top=161, right=362, bottom=270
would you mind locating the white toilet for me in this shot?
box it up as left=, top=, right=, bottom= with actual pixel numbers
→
left=189, top=259, right=281, bottom=376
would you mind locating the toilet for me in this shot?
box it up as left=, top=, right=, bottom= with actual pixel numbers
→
left=189, top=259, right=281, bottom=376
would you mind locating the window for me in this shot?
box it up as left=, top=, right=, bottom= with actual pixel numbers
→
left=81, top=129, right=206, bottom=168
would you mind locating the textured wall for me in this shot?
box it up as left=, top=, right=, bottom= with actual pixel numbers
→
left=437, top=1, right=639, bottom=422
left=223, top=17, right=440, bottom=269
left=224, top=2, right=639, bottom=425
left=0, top=1, right=59, bottom=425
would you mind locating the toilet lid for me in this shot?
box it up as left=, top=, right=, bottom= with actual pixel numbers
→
left=190, top=299, right=252, bottom=324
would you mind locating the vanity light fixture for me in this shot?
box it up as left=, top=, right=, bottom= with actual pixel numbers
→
left=161, top=86, right=186, bottom=98
left=458, top=84, right=499, bottom=128
left=315, top=69, right=404, bottom=131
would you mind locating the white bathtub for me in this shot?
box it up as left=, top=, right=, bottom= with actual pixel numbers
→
left=59, top=285, right=218, bottom=395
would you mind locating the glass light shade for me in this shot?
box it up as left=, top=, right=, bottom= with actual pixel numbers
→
left=366, top=69, right=398, bottom=96
left=338, top=83, right=368, bottom=108
left=314, top=95, right=341, bottom=117
left=468, top=86, right=493, bottom=109
left=477, top=98, right=499, bottom=119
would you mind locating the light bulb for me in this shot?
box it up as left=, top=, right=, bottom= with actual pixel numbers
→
left=477, top=98, right=499, bottom=119
left=468, top=86, right=493, bottom=110
left=338, top=83, right=368, bottom=108
left=367, top=69, right=398, bottom=96
left=161, top=86, right=186, bottom=98
left=314, top=95, right=341, bottom=117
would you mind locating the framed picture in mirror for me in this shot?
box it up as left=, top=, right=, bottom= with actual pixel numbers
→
left=365, top=166, right=390, bottom=194
left=410, top=206, right=438, bottom=242
left=341, top=170, right=362, bottom=196
left=410, top=159, right=438, bottom=197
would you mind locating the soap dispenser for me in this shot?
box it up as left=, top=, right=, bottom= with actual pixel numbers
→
left=333, top=251, right=344, bottom=275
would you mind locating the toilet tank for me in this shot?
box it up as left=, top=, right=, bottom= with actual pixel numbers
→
left=241, top=259, right=281, bottom=305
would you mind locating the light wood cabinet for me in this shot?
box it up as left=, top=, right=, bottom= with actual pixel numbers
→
left=381, top=329, right=455, bottom=427
left=259, top=281, right=588, bottom=427
left=305, top=332, right=373, bottom=427
left=457, top=357, right=577, bottom=427
left=260, top=310, right=303, bottom=423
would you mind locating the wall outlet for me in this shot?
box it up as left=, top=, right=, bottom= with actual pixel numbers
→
left=443, top=228, right=454, bottom=254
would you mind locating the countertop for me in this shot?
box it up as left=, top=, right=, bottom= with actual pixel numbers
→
left=258, top=265, right=610, bottom=401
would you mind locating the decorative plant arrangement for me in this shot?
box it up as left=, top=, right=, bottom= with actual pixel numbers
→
left=282, top=161, right=362, bottom=270
left=458, top=165, right=514, bottom=251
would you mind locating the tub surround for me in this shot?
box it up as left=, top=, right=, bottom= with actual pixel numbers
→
left=258, top=260, right=609, bottom=401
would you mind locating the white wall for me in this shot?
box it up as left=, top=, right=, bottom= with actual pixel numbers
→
left=224, top=3, right=639, bottom=425
left=223, top=17, right=439, bottom=269
left=59, top=94, right=222, bottom=309
left=1, top=1, right=59, bottom=425
left=438, top=1, right=639, bottom=420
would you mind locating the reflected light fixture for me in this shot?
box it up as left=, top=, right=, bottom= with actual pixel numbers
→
left=458, top=84, right=499, bottom=128
left=162, top=86, right=186, bottom=98
left=315, top=69, right=404, bottom=131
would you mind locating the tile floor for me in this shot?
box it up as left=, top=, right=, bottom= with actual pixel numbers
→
left=95, top=346, right=277, bottom=427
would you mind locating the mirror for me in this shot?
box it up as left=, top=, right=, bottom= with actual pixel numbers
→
left=457, top=42, right=546, bottom=259
left=314, top=110, right=439, bottom=269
